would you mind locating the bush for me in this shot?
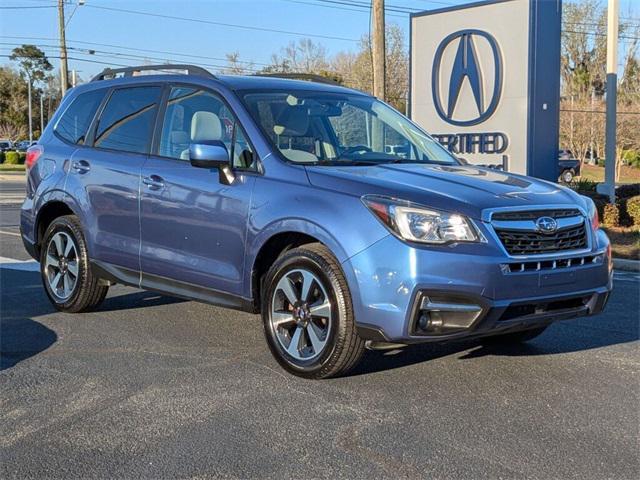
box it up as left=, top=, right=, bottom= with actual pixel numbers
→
left=616, top=183, right=640, bottom=199
left=570, top=178, right=598, bottom=193
left=0, top=151, right=4, bottom=164
left=626, top=196, right=640, bottom=227
left=18, top=152, right=26, bottom=164
left=602, top=203, right=620, bottom=227
left=623, top=150, right=640, bottom=168
left=3, top=151, right=20, bottom=165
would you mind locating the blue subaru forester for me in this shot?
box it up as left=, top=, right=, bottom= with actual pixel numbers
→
left=21, top=65, right=612, bottom=378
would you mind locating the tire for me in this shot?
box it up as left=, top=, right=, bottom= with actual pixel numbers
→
left=40, top=215, right=108, bottom=313
left=261, top=243, right=365, bottom=379
left=561, top=169, right=574, bottom=183
left=483, top=326, right=548, bottom=344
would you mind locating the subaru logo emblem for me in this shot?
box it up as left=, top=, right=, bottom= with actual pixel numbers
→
left=536, top=216, right=558, bottom=234
left=431, top=29, right=503, bottom=127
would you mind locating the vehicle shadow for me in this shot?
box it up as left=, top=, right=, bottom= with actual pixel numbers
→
left=0, top=269, right=185, bottom=370
left=1, top=270, right=58, bottom=370
left=348, top=312, right=639, bottom=377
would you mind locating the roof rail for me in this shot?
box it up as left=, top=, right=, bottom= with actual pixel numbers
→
left=252, top=73, right=340, bottom=86
left=90, top=64, right=215, bottom=82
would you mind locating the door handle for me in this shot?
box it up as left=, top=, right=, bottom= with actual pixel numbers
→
left=143, top=175, right=165, bottom=190
left=71, top=159, right=90, bottom=174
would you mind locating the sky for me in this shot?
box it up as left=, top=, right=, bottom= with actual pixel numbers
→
left=0, top=0, right=638, bottom=81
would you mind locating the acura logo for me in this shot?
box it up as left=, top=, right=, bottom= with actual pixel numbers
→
left=536, top=216, right=558, bottom=234
left=432, top=29, right=503, bottom=127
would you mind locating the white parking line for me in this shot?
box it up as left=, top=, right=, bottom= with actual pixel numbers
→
left=0, top=229, right=21, bottom=237
left=0, top=256, right=40, bottom=272
left=0, top=197, right=25, bottom=205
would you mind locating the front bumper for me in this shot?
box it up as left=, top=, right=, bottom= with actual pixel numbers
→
left=343, top=230, right=612, bottom=344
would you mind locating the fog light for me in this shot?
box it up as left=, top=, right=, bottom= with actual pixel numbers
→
left=418, top=312, right=444, bottom=331
left=415, top=297, right=483, bottom=335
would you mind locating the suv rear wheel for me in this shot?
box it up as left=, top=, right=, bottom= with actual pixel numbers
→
left=41, top=215, right=108, bottom=312
left=261, top=243, right=365, bottom=379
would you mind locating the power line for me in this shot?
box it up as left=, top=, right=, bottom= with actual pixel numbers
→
left=83, top=4, right=360, bottom=43
left=0, top=5, right=55, bottom=8
left=560, top=108, right=640, bottom=115
left=563, top=30, right=640, bottom=41
left=0, top=35, right=270, bottom=67
left=280, top=0, right=406, bottom=18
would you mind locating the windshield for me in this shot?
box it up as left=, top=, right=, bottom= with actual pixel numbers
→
left=241, top=91, right=458, bottom=166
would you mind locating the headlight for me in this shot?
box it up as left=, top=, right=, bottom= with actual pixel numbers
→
left=362, top=195, right=483, bottom=244
left=582, top=195, right=600, bottom=231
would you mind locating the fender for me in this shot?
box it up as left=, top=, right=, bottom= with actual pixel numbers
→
left=35, top=191, right=87, bottom=248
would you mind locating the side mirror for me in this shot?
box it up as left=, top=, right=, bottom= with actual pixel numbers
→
left=189, top=141, right=235, bottom=185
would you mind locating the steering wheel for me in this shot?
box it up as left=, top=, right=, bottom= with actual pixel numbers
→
left=342, top=145, right=372, bottom=155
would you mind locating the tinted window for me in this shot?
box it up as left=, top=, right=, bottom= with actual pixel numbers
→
left=159, top=87, right=255, bottom=168
left=94, top=86, right=161, bottom=154
left=55, top=88, right=106, bottom=145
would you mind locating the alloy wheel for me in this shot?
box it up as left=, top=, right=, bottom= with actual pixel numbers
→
left=270, top=268, right=332, bottom=361
left=44, top=231, right=79, bottom=300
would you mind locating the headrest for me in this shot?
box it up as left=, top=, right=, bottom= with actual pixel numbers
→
left=273, top=106, right=310, bottom=137
left=169, top=131, right=189, bottom=145
left=191, top=111, right=222, bottom=142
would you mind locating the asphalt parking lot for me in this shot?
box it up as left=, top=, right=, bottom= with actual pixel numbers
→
left=1, top=173, right=639, bottom=479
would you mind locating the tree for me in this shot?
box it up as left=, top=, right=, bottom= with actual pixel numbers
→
left=0, top=66, right=28, bottom=138
left=334, top=24, right=409, bottom=112
left=267, top=39, right=329, bottom=74
left=223, top=52, right=254, bottom=75
left=9, top=44, right=53, bottom=141
left=560, top=1, right=640, bottom=178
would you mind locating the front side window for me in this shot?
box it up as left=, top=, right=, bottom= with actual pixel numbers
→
left=242, top=91, right=457, bottom=166
left=94, top=86, right=162, bottom=154
left=159, top=87, right=255, bottom=169
left=55, top=88, right=106, bottom=145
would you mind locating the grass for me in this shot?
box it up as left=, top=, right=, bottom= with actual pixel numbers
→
left=0, top=163, right=25, bottom=172
left=603, top=226, right=640, bottom=260
left=580, top=164, right=640, bottom=184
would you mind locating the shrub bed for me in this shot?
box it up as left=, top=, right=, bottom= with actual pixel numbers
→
left=3, top=151, right=20, bottom=165
left=602, top=204, right=620, bottom=227
left=626, top=196, right=640, bottom=227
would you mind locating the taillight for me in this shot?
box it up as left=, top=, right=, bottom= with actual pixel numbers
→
left=25, top=144, right=43, bottom=169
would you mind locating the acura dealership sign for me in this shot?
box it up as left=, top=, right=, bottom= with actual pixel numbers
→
left=410, top=0, right=562, bottom=180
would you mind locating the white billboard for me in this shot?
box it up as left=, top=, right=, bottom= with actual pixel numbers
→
left=410, top=0, right=561, bottom=180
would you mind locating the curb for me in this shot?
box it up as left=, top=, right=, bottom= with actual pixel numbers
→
left=613, top=258, right=640, bottom=272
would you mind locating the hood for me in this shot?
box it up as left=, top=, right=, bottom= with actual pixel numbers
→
left=305, top=163, right=585, bottom=220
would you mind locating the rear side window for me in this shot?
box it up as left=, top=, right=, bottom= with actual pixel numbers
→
left=94, top=86, right=162, bottom=154
left=55, top=89, right=106, bottom=145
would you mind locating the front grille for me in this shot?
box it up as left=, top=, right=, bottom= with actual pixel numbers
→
left=492, top=209, right=581, bottom=221
left=502, top=254, right=602, bottom=273
left=498, top=296, right=590, bottom=321
left=496, top=224, right=588, bottom=255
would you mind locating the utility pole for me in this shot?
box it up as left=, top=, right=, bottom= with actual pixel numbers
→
left=58, top=0, right=69, bottom=96
left=27, top=74, right=33, bottom=142
left=603, top=0, right=618, bottom=203
left=40, top=93, right=45, bottom=135
left=372, top=0, right=385, bottom=101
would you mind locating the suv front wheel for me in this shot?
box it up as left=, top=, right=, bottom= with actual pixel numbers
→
left=261, top=243, right=365, bottom=379
left=40, top=215, right=108, bottom=312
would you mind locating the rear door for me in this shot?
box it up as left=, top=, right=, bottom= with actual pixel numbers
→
left=139, top=85, right=258, bottom=297
left=67, top=85, right=162, bottom=273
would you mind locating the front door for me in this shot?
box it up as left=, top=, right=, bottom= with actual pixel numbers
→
left=140, top=86, right=258, bottom=297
